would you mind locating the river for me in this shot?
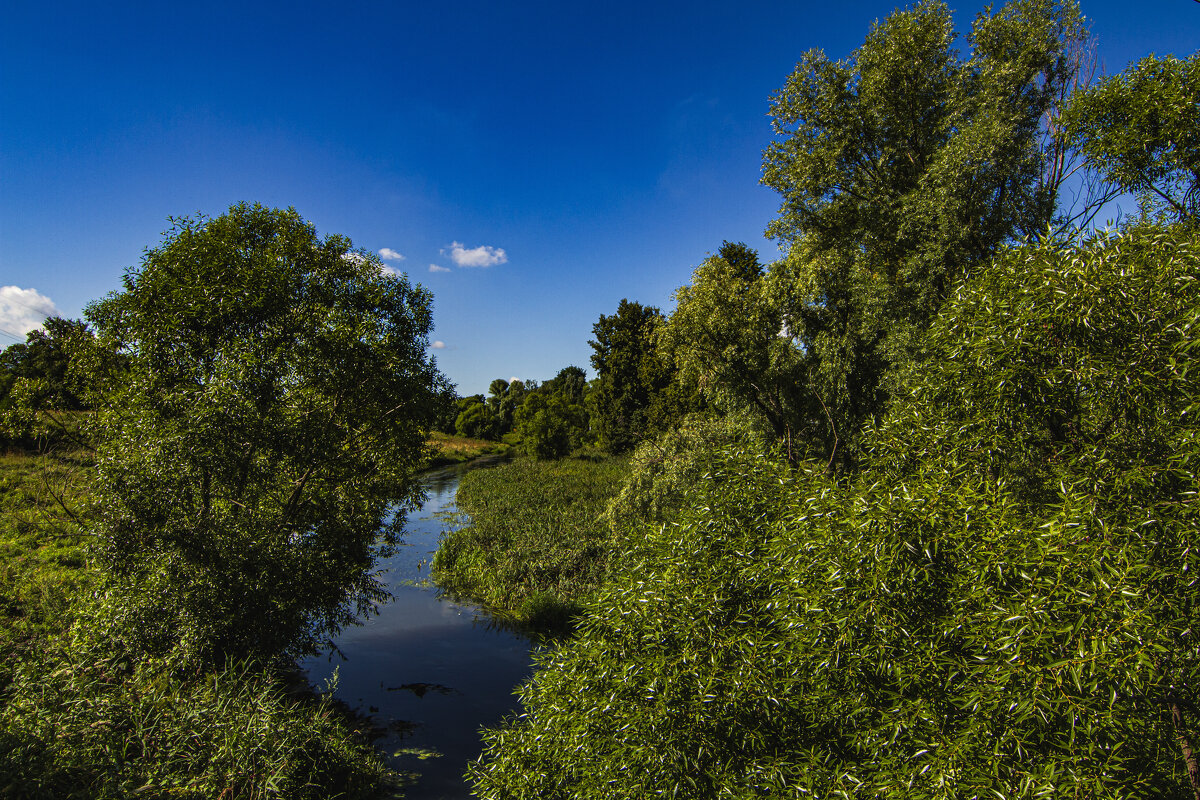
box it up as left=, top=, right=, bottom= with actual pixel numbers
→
left=301, top=457, right=534, bottom=799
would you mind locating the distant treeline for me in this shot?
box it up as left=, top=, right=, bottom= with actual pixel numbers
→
left=433, top=292, right=707, bottom=459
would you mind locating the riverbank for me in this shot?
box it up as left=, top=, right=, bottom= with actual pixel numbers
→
left=0, top=431, right=502, bottom=662
left=426, top=432, right=510, bottom=468
left=2, top=436, right=553, bottom=797
left=0, top=431, right=504, bottom=659
left=432, top=455, right=627, bottom=632
left=302, top=457, right=535, bottom=799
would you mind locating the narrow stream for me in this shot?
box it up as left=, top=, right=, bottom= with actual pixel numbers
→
left=301, top=457, right=534, bottom=799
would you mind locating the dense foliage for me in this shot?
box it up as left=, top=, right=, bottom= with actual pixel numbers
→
left=453, top=367, right=596, bottom=460
left=81, top=203, right=443, bottom=665
left=0, top=318, right=108, bottom=452
left=1, top=204, right=443, bottom=797
left=0, top=643, right=394, bottom=799
left=455, top=394, right=502, bottom=440
left=0, top=444, right=400, bottom=799
left=0, top=318, right=92, bottom=413
left=4, top=3, right=1196, bottom=796
left=511, top=367, right=592, bottom=460
left=450, top=10, right=1200, bottom=797
left=687, top=0, right=1085, bottom=467
left=657, top=243, right=807, bottom=457
left=588, top=300, right=696, bottom=453
left=604, top=411, right=767, bottom=533
left=469, top=221, right=1200, bottom=799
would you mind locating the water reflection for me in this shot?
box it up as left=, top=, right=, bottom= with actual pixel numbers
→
left=302, top=456, right=531, bottom=800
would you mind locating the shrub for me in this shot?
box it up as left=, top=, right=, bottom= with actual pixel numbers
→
left=468, top=223, right=1200, bottom=798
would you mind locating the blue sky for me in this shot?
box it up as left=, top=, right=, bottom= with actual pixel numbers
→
left=2, top=0, right=1197, bottom=395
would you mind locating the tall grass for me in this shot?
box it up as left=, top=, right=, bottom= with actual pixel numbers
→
left=432, top=455, right=627, bottom=631
left=425, top=432, right=510, bottom=468
left=0, top=641, right=399, bottom=799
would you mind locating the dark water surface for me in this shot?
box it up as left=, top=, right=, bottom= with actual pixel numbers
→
left=301, top=458, right=534, bottom=799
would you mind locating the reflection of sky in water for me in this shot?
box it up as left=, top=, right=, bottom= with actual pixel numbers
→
left=302, top=458, right=534, bottom=800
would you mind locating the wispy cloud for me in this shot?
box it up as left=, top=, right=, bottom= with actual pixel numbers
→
left=0, top=286, right=59, bottom=340
left=431, top=340, right=447, bottom=349
left=428, top=264, right=451, bottom=273
left=443, top=241, right=507, bottom=268
left=378, top=248, right=405, bottom=261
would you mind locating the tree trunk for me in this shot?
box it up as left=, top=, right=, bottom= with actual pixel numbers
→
left=1170, top=696, right=1200, bottom=800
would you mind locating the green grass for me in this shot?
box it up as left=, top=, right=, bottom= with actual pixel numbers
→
left=431, top=455, right=628, bottom=632
left=0, top=447, right=96, bottom=688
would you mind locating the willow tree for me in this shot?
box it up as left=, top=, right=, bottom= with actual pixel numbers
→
left=759, top=0, right=1085, bottom=466
left=470, top=220, right=1200, bottom=800
left=1063, top=52, right=1200, bottom=221
left=657, top=242, right=810, bottom=457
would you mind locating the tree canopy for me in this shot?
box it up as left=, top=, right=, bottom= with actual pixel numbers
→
left=466, top=5, right=1200, bottom=796
left=513, top=366, right=591, bottom=460
left=470, top=220, right=1200, bottom=800
left=753, top=0, right=1086, bottom=466
left=657, top=242, right=806, bottom=456
left=0, top=317, right=93, bottom=413
left=589, top=299, right=687, bottom=453
left=83, top=203, right=444, bottom=665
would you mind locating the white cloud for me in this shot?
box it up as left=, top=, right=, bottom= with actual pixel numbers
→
left=428, top=264, right=451, bottom=273
left=431, top=340, right=447, bottom=349
left=443, top=241, right=507, bottom=268
left=341, top=252, right=367, bottom=264
left=381, top=265, right=405, bottom=276
left=379, top=248, right=405, bottom=261
left=0, top=286, right=59, bottom=339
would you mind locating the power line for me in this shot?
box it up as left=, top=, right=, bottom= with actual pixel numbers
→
left=0, top=289, right=59, bottom=346
left=0, top=290, right=57, bottom=317
left=0, top=327, right=26, bottom=344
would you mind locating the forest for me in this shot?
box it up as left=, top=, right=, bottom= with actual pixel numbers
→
left=2, top=0, right=1200, bottom=796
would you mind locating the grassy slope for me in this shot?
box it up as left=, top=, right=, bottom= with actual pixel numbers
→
left=0, top=448, right=95, bottom=686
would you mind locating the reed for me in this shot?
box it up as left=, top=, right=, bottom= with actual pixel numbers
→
left=432, top=455, right=627, bottom=632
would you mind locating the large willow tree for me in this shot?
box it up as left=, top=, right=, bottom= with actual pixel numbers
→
left=755, top=0, right=1083, bottom=466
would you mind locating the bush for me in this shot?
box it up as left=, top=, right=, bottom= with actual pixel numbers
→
left=604, top=411, right=768, bottom=533
left=83, top=204, right=441, bottom=665
left=468, top=223, right=1200, bottom=798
